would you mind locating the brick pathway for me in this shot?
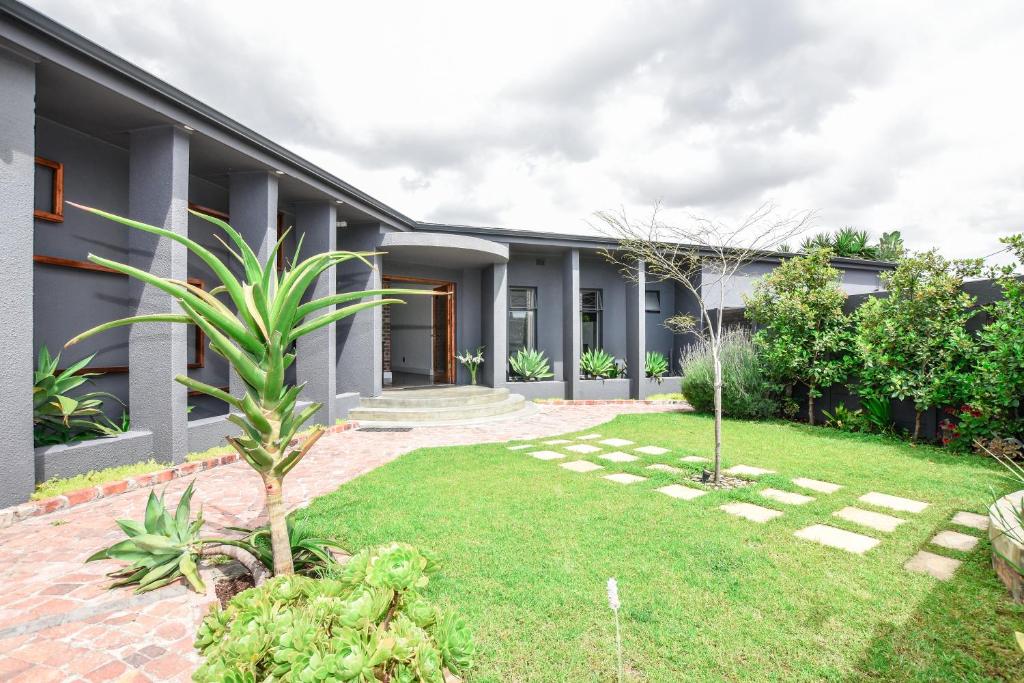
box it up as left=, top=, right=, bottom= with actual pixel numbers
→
left=0, top=403, right=681, bottom=682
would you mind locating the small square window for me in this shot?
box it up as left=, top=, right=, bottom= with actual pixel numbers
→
left=645, top=290, right=661, bottom=313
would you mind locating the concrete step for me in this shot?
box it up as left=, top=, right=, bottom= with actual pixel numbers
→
left=366, top=387, right=510, bottom=409
left=349, top=393, right=527, bottom=423
left=381, top=384, right=493, bottom=398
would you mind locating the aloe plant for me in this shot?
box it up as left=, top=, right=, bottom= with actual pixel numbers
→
left=508, top=348, right=554, bottom=381
left=33, top=345, right=123, bottom=446
left=67, top=203, right=429, bottom=575
left=645, top=351, right=669, bottom=381
left=580, top=348, right=616, bottom=378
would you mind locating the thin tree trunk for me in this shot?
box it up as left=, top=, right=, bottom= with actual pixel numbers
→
left=263, top=475, right=294, bottom=575
left=913, top=411, right=922, bottom=442
left=200, top=543, right=271, bottom=586
left=713, top=350, right=723, bottom=485
left=807, top=389, right=816, bottom=426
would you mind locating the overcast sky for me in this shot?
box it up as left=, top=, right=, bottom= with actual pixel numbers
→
left=26, top=0, right=1024, bottom=258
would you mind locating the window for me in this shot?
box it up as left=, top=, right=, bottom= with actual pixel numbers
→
left=645, top=290, right=661, bottom=313
left=580, top=288, right=603, bottom=353
left=33, top=157, right=64, bottom=223
left=508, top=286, right=537, bottom=356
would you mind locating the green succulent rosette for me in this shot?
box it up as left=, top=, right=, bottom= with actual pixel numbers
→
left=432, top=610, right=475, bottom=673
left=365, top=542, right=429, bottom=591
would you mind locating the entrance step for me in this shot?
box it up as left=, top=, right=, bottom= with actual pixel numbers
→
left=348, top=386, right=531, bottom=425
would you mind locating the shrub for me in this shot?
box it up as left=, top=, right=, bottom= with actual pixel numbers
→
left=580, top=348, right=616, bottom=378
left=33, top=345, right=123, bottom=446
left=508, top=348, right=554, bottom=381
left=679, top=329, right=776, bottom=419
left=193, top=543, right=474, bottom=682
left=645, top=351, right=669, bottom=380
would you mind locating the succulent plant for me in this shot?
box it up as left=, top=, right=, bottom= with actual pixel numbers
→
left=508, top=347, right=554, bottom=381
left=580, top=348, right=616, bottom=378
left=33, top=345, right=123, bottom=446
left=645, top=351, right=669, bottom=380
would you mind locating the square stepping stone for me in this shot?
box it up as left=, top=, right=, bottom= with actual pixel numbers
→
left=760, top=488, right=815, bottom=506
left=565, top=444, right=601, bottom=454
left=560, top=460, right=604, bottom=473
left=576, top=433, right=602, bottom=440
left=656, top=484, right=706, bottom=500
left=792, top=477, right=842, bottom=494
left=680, top=455, right=710, bottom=463
left=859, top=492, right=929, bottom=514
left=720, top=502, right=783, bottom=523
left=794, top=524, right=880, bottom=554
left=600, top=438, right=635, bottom=447
left=951, top=511, right=989, bottom=531
left=930, top=530, right=979, bottom=552
left=833, top=506, right=905, bottom=533
left=600, top=451, right=639, bottom=463
left=507, top=444, right=533, bottom=451
left=647, top=463, right=684, bottom=474
left=603, top=473, right=646, bottom=485
left=723, top=464, right=776, bottom=477
left=543, top=439, right=572, bottom=445
left=635, top=445, right=669, bottom=455
left=904, top=550, right=961, bottom=580
left=529, top=450, right=565, bottom=461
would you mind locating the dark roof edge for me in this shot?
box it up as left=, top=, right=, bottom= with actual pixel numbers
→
left=0, top=0, right=418, bottom=230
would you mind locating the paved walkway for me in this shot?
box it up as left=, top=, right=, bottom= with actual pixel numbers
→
left=0, top=403, right=681, bottom=682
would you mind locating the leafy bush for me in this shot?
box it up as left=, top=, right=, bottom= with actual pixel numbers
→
left=33, top=345, right=123, bottom=446
left=193, top=543, right=474, bottom=682
left=679, top=330, right=776, bottom=419
left=580, top=348, right=616, bottom=378
left=645, top=351, right=669, bottom=380
left=508, top=348, right=554, bottom=381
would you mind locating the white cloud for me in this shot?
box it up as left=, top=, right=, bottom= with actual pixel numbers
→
left=25, top=0, right=1024, bottom=258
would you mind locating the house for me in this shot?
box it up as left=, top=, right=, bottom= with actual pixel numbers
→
left=0, top=0, right=893, bottom=507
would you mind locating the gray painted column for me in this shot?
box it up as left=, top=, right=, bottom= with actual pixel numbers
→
left=336, top=225, right=382, bottom=397
left=0, top=51, right=36, bottom=506
left=128, top=126, right=190, bottom=463
left=626, top=260, right=646, bottom=399
left=227, top=171, right=278, bottom=399
left=295, top=202, right=337, bottom=424
left=562, top=249, right=581, bottom=399
left=483, top=263, right=508, bottom=387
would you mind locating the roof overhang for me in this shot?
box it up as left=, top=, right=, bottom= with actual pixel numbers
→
left=380, top=231, right=508, bottom=269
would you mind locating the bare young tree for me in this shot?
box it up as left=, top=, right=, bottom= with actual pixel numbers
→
left=596, top=202, right=813, bottom=484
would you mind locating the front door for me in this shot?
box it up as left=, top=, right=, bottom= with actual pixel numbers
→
left=432, top=283, right=455, bottom=384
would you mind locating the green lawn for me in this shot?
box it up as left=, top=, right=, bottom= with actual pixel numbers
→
left=297, top=413, right=1024, bottom=681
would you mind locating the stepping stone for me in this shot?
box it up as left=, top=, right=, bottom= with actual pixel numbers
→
left=833, top=506, right=905, bottom=533
left=859, top=492, right=929, bottom=514
left=507, top=444, right=533, bottom=451
left=560, top=460, right=604, bottom=473
left=720, top=502, right=783, bottom=523
left=600, top=438, right=635, bottom=447
left=603, top=473, right=646, bottom=485
left=951, top=511, right=989, bottom=531
left=543, top=439, right=572, bottom=445
left=723, top=465, right=776, bottom=477
left=565, top=443, right=601, bottom=454
left=647, top=463, right=684, bottom=474
left=529, top=450, right=565, bottom=461
left=600, top=451, right=639, bottom=463
left=577, top=433, right=602, bottom=440
left=760, top=488, right=815, bottom=506
left=930, top=530, right=979, bottom=552
left=656, top=484, right=706, bottom=500
left=635, top=446, right=669, bottom=455
left=680, top=456, right=710, bottom=463
left=794, top=524, right=880, bottom=554
left=792, top=477, right=842, bottom=494
left=904, top=550, right=961, bottom=581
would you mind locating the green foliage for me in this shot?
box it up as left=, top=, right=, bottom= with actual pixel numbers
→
left=679, top=329, right=776, bottom=419
left=855, top=250, right=981, bottom=439
left=644, top=351, right=670, bottom=380
left=33, top=345, right=123, bottom=447
left=744, top=249, right=852, bottom=422
left=797, top=228, right=904, bottom=261
left=508, top=348, right=554, bottom=381
left=859, top=396, right=895, bottom=435
left=821, top=404, right=864, bottom=432
left=580, top=348, right=617, bottom=378
left=86, top=482, right=205, bottom=593
left=877, top=231, right=906, bottom=261
left=32, top=459, right=169, bottom=501
left=223, top=516, right=347, bottom=576
left=193, top=543, right=473, bottom=682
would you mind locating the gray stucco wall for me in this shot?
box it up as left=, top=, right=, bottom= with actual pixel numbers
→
left=579, top=255, right=629, bottom=361
left=336, top=224, right=383, bottom=397
left=644, top=278, right=676, bottom=362
left=507, top=253, right=565, bottom=376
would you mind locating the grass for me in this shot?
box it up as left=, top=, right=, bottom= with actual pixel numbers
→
left=645, top=391, right=686, bottom=401
left=32, top=459, right=170, bottom=500
left=298, top=412, right=1024, bottom=681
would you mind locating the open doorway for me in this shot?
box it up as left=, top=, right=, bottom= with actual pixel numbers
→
left=383, top=275, right=455, bottom=386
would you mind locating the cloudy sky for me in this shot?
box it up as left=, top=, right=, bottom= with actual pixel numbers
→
left=26, top=0, right=1024, bottom=258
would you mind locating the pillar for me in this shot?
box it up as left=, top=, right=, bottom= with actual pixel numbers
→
left=128, top=126, right=190, bottom=463
left=626, top=260, right=646, bottom=399
left=295, top=202, right=337, bottom=424
left=336, top=225, right=383, bottom=397
left=562, top=249, right=581, bottom=399
left=0, top=50, right=36, bottom=506
left=483, top=262, right=508, bottom=387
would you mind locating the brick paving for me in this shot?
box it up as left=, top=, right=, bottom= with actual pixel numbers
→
left=0, top=402, right=680, bottom=682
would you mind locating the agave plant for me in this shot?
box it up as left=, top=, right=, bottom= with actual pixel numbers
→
left=508, top=348, right=554, bottom=381
left=66, top=203, right=430, bottom=575
left=833, top=227, right=877, bottom=259
left=644, top=351, right=669, bottom=381
left=33, top=345, right=123, bottom=446
left=580, top=348, right=616, bottom=379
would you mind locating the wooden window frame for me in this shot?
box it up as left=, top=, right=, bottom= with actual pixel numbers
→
left=34, top=156, right=64, bottom=223
left=34, top=254, right=206, bottom=373
left=382, top=275, right=456, bottom=384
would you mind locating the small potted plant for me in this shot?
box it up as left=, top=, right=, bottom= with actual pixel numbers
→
left=457, top=346, right=486, bottom=385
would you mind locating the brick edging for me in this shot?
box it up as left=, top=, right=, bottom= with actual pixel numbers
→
left=540, top=399, right=691, bottom=406
left=0, top=422, right=358, bottom=529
